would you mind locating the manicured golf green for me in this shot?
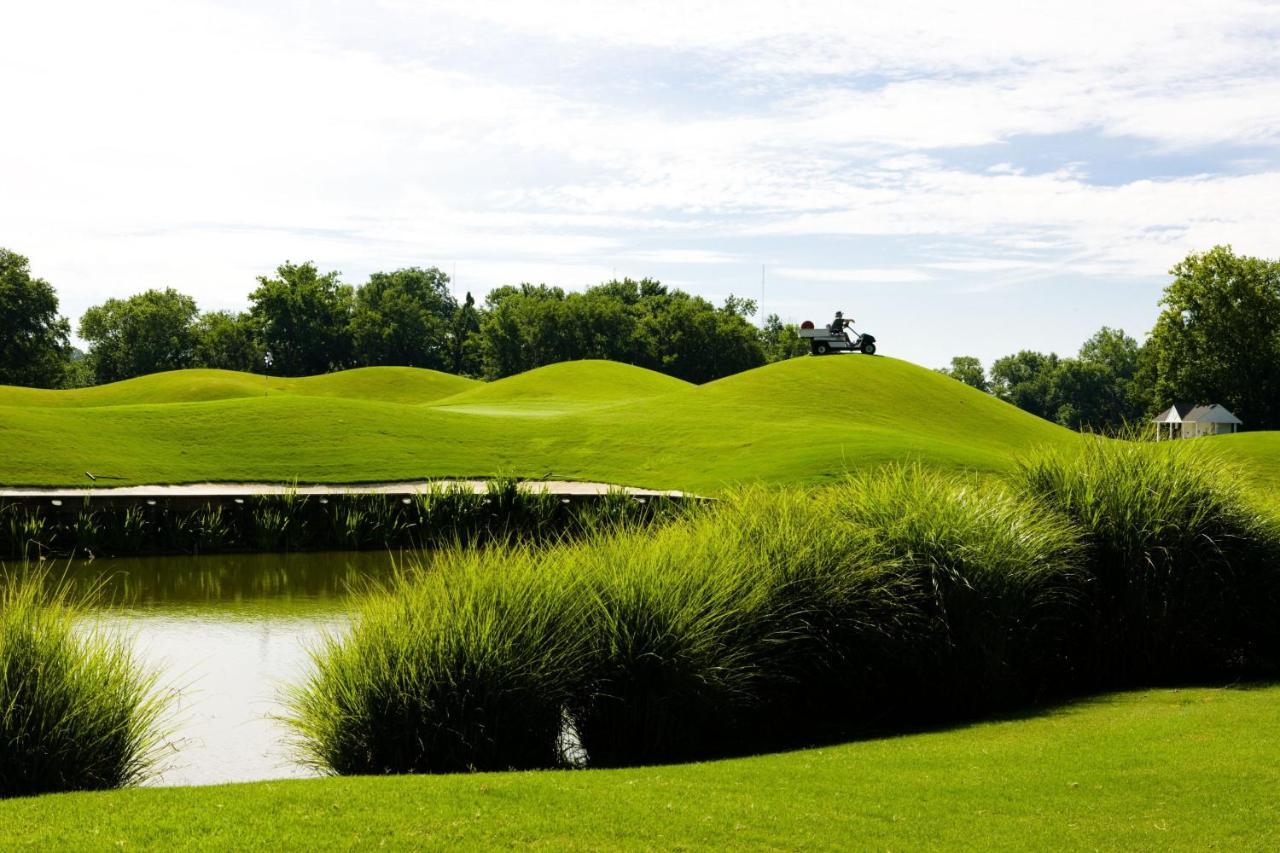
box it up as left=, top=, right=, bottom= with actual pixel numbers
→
left=2, top=685, right=1276, bottom=850
left=0, top=357, right=1081, bottom=491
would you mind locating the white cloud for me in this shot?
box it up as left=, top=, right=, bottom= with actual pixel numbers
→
left=775, top=268, right=933, bottom=283
left=621, top=249, right=739, bottom=265
left=1, top=0, right=1278, bottom=363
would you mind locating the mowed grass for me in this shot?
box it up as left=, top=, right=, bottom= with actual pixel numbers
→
left=0, top=367, right=477, bottom=408
left=432, top=359, right=692, bottom=415
left=0, top=357, right=1080, bottom=491
left=1208, top=432, right=1280, bottom=511
left=2, top=686, right=1276, bottom=850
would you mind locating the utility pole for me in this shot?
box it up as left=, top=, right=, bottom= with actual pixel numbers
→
left=760, top=264, right=766, bottom=327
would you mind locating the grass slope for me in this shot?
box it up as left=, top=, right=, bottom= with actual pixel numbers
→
left=2, top=686, right=1276, bottom=850
left=0, top=367, right=477, bottom=408
left=1206, top=433, right=1280, bottom=508
left=0, top=357, right=1079, bottom=490
left=437, top=359, right=691, bottom=405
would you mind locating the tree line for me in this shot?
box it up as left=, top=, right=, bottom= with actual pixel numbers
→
left=938, top=246, right=1280, bottom=431
left=6, top=244, right=1274, bottom=429
left=1, top=248, right=810, bottom=387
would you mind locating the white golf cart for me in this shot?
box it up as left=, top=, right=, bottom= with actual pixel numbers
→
left=798, top=316, right=877, bottom=355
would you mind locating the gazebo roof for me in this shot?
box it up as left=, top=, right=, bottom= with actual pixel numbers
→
left=1152, top=402, right=1242, bottom=425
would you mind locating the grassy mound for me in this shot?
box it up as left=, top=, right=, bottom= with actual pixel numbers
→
left=0, top=572, right=168, bottom=797
left=1207, top=432, right=1280, bottom=505
left=0, top=367, right=476, bottom=408
left=0, top=357, right=1081, bottom=490
left=432, top=360, right=691, bottom=414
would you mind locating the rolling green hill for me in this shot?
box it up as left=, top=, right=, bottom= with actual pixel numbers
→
left=0, top=356, right=1273, bottom=494
left=0, top=367, right=477, bottom=408
left=431, top=360, right=692, bottom=415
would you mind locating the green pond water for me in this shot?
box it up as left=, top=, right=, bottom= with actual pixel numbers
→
left=66, top=551, right=413, bottom=787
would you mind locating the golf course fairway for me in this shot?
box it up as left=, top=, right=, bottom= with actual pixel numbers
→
left=1, top=356, right=1276, bottom=493
left=0, top=357, right=1075, bottom=491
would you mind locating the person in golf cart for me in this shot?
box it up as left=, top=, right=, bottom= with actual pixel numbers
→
left=829, top=311, right=853, bottom=342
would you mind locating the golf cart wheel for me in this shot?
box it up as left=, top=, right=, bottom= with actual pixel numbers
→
left=814, top=342, right=830, bottom=355
left=861, top=342, right=876, bottom=355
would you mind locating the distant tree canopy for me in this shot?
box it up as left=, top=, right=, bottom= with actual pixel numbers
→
left=78, top=288, right=200, bottom=384
left=449, top=291, right=482, bottom=376
left=477, top=279, right=766, bottom=383
left=759, top=314, right=811, bottom=364
left=979, top=328, right=1145, bottom=432
left=990, top=350, right=1061, bottom=421
left=44, top=262, right=781, bottom=386
left=249, top=262, right=355, bottom=377
left=194, top=311, right=263, bottom=373
left=22, top=244, right=1276, bottom=420
left=1144, top=246, right=1280, bottom=430
left=962, top=248, right=1279, bottom=432
left=0, top=248, right=71, bottom=388
left=937, top=356, right=988, bottom=392
left=351, top=267, right=457, bottom=371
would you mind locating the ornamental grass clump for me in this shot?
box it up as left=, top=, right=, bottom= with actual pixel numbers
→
left=1018, top=440, right=1280, bottom=683
left=289, top=477, right=1092, bottom=773
left=824, top=466, right=1087, bottom=714
left=584, top=487, right=923, bottom=760
left=0, top=571, right=169, bottom=798
left=567, top=512, right=777, bottom=766
left=286, top=548, right=593, bottom=775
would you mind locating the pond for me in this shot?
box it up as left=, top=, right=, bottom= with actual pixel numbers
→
left=64, top=550, right=410, bottom=787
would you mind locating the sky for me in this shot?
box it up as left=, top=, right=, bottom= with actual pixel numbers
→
left=3, top=0, right=1279, bottom=369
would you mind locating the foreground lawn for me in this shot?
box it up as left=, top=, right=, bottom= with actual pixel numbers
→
left=3, top=685, right=1276, bottom=850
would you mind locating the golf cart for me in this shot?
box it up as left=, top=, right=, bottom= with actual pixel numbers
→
left=798, top=314, right=877, bottom=355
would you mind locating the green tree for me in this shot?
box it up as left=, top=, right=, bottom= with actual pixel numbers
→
left=478, top=284, right=572, bottom=378
left=474, top=279, right=764, bottom=382
left=449, top=291, right=482, bottom=376
left=194, top=311, right=264, bottom=372
left=351, top=267, right=457, bottom=369
left=986, top=328, right=1148, bottom=431
left=79, top=288, right=199, bottom=383
left=638, top=292, right=765, bottom=383
left=1145, top=246, right=1280, bottom=429
left=248, top=262, right=354, bottom=376
left=62, top=348, right=94, bottom=389
left=989, top=350, right=1061, bottom=420
left=1067, top=326, right=1145, bottom=431
left=937, top=356, right=988, bottom=392
left=758, top=314, right=809, bottom=363
left=0, top=248, right=72, bottom=388
left=1050, top=359, right=1115, bottom=430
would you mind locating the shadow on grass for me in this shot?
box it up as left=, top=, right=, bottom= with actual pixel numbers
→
left=636, top=675, right=1280, bottom=770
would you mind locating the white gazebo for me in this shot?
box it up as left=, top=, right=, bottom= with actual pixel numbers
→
left=1152, top=402, right=1243, bottom=440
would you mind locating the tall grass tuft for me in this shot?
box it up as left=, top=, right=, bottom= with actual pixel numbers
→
left=0, top=571, right=170, bottom=797
left=286, top=549, right=592, bottom=775
left=569, top=514, right=774, bottom=766
left=289, top=475, right=1085, bottom=771
left=1018, top=440, right=1280, bottom=682
left=826, top=466, right=1087, bottom=712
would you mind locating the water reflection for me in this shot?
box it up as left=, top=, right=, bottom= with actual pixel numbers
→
left=62, top=550, right=410, bottom=614
left=68, top=551, right=416, bottom=787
